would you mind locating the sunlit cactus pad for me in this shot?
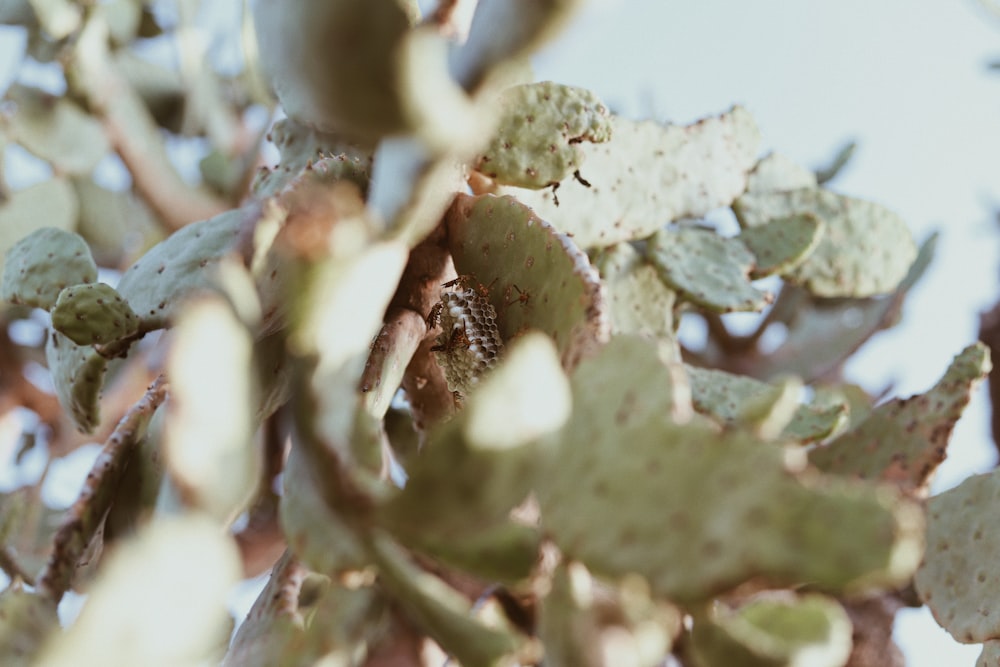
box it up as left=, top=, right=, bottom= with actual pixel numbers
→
left=501, top=106, right=761, bottom=248
left=737, top=213, right=824, bottom=279
left=45, top=331, right=108, bottom=433
left=1, top=227, right=97, bottom=310
left=476, top=81, right=611, bottom=188
left=592, top=242, right=678, bottom=344
left=916, top=469, right=1000, bottom=643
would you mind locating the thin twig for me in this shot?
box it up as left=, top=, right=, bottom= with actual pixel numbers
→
left=36, top=375, right=169, bottom=603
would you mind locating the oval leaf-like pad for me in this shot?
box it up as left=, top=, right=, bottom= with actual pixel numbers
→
left=592, top=242, right=678, bottom=344
left=738, top=213, right=824, bottom=279
left=476, top=81, right=611, bottom=188
left=916, top=470, right=1000, bottom=643
left=810, top=343, right=990, bottom=493
left=647, top=226, right=772, bottom=313
left=733, top=188, right=917, bottom=297
left=746, top=152, right=818, bottom=194
left=116, top=208, right=246, bottom=330
left=539, top=340, right=924, bottom=604
left=444, top=193, right=608, bottom=370
left=686, top=365, right=848, bottom=444
left=51, top=283, right=140, bottom=346
left=2, top=227, right=97, bottom=310
left=500, top=106, right=761, bottom=248
left=45, top=331, right=108, bottom=433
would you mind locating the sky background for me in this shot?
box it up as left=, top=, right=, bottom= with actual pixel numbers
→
left=2, top=1, right=1000, bottom=664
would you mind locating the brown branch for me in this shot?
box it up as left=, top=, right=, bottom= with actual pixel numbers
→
left=980, top=301, right=1000, bottom=461
left=360, top=307, right=428, bottom=420
left=35, top=375, right=168, bottom=603
left=69, top=18, right=228, bottom=232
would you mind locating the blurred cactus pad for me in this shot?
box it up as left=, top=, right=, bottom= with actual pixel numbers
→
left=0, top=2, right=992, bottom=666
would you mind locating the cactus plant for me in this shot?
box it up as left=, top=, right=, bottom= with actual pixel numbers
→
left=0, top=4, right=992, bottom=666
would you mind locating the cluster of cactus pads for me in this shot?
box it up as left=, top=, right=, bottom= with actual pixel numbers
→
left=0, top=2, right=994, bottom=666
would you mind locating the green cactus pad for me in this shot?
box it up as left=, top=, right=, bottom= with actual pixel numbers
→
left=402, top=521, right=541, bottom=587
left=370, top=533, right=524, bottom=667
left=0, top=587, right=59, bottom=666
left=746, top=153, right=818, bottom=193
left=592, top=242, right=678, bottom=344
left=476, top=81, right=611, bottom=188
left=444, top=193, right=608, bottom=370
left=73, top=177, right=158, bottom=267
left=2, top=227, right=97, bottom=310
left=50, top=283, right=140, bottom=347
left=539, top=341, right=924, bottom=604
left=165, top=297, right=257, bottom=522
left=38, top=516, right=240, bottom=666
left=689, top=593, right=852, bottom=667
left=686, top=366, right=848, bottom=443
left=0, top=179, right=79, bottom=284
left=5, top=84, right=109, bottom=175
left=647, top=226, right=773, bottom=313
left=915, top=470, right=1000, bottom=643
left=116, top=208, right=246, bottom=330
left=733, top=188, right=917, bottom=298
left=499, top=106, right=761, bottom=248
left=810, top=343, right=990, bottom=492
left=378, top=334, right=568, bottom=539
left=45, top=331, right=108, bottom=433
left=737, top=213, right=824, bottom=279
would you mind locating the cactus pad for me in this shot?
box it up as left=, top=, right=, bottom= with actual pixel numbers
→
left=647, top=226, right=773, bottom=313
left=686, top=366, right=848, bottom=443
left=476, top=81, right=611, bottom=188
left=45, top=331, right=108, bottom=433
left=738, top=213, right=824, bottom=279
left=809, top=343, right=990, bottom=492
left=2, top=227, right=97, bottom=310
left=430, top=283, right=505, bottom=396
left=50, top=283, right=140, bottom=346
left=592, top=242, right=678, bottom=344
left=116, top=208, right=246, bottom=329
left=733, top=188, right=917, bottom=298
left=0, top=587, right=59, bottom=665
left=500, top=106, right=761, bottom=248
left=689, top=593, right=852, bottom=667
left=0, top=179, right=79, bottom=284
left=915, top=470, right=1000, bottom=643
left=444, top=193, right=608, bottom=370
left=746, top=153, right=818, bottom=193
left=539, top=340, right=924, bottom=604
left=978, top=640, right=1000, bottom=667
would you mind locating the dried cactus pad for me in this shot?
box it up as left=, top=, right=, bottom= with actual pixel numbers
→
left=647, top=226, right=772, bottom=313
left=431, top=286, right=505, bottom=396
left=51, top=283, right=140, bottom=347
left=444, top=193, right=608, bottom=370
left=476, top=81, right=611, bottom=188
left=116, top=208, right=246, bottom=330
left=500, top=106, right=761, bottom=248
left=686, top=366, right=848, bottom=444
left=737, top=213, right=824, bottom=280
left=810, top=343, right=990, bottom=493
left=916, top=470, right=1000, bottom=643
left=2, top=227, right=97, bottom=310
left=539, top=339, right=924, bottom=604
left=733, top=188, right=917, bottom=298
left=689, top=593, right=852, bottom=667
left=45, top=331, right=108, bottom=433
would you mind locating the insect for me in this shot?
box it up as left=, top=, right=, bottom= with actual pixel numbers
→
left=504, top=283, right=531, bottom=308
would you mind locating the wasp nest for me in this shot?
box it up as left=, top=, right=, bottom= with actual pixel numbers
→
left=430, top=285, right=504, bottom=397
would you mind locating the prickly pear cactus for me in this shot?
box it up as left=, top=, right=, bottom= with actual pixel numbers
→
left=0, top=4, right=992, bottom=667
